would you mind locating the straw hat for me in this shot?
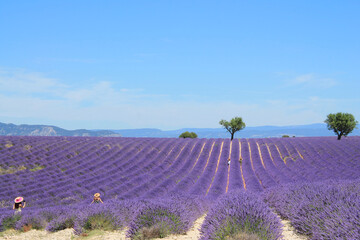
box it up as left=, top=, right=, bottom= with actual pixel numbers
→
left=94, top=193, right=100, bottom=197
left=14, top=197, right=23, bottom=203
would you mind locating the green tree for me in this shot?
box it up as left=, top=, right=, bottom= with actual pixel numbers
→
left=179, top=131, right=198, bottom=139
left=324, top=112, right=358, bottom=140
left=219, top=117, right=246, bottom=141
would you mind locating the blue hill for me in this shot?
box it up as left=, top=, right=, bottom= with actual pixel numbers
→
left=112, top=123, right=360, bottom=138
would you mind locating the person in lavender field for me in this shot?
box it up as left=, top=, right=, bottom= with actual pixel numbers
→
left=13, top=196, right=26, bottom=214
left=90, top=193, right=103, bottom=204
left=227, top=157, right=231, bottom=166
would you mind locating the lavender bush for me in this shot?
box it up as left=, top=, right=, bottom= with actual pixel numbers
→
left=72, top=203, right=124, bottom=235
left=200, top=190, right=282, bottom=240
left=127, top=196, right=206, bottom=239
left=0, top=210, right=20, bottom=231
left=15, top=213, right=47, bottom=231
left=264, top=179, right=360, bottom=239
left=46, top=214, right=76, bottom=232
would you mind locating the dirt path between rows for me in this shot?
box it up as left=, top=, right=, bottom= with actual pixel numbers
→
left=0, top=214, right=307, bottom=240
left=281, top=219, right=308, bottom=240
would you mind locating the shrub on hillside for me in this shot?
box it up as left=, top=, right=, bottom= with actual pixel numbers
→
left=179, top=131, right=198, bottom=138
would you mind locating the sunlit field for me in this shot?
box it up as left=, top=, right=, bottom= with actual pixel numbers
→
left=1, top=136, right=359, bottom=239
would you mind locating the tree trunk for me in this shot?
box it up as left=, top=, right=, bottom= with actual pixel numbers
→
left=337, top=133, right=342, bottom=140
left=231, top=133, right=234, bottom=141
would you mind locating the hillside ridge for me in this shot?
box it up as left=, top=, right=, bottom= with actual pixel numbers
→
left=0, top=122, right=120, bottom=137
left=1, top=121, right=359, bottom=138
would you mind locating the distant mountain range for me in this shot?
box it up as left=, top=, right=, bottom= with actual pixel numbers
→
left=0, top=122, right=120, bottom=137
left=112, top=123, right=360, bottom=138
left=1, top=122, right=359, bottom=138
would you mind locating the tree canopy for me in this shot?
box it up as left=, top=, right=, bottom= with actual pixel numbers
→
left=324, top=112, right=358, bottom=140
left=179, top=131, right=198, bottom=139
left=219, top=117, right=246, bottom=140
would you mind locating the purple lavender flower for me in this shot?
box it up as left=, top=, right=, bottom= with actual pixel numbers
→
left=263, top=179, right=360, bottom=240
left=200, top=190, right=282, bottom=240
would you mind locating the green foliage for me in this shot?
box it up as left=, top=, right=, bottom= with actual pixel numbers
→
left=134, top=223, right=171, bottom=240
left=1, top=215, right=21, bottom=230
left=19, top=217, right=45, bottom=231
left=83, top=213, right=116, bottom=231
left=0, top=165, right=27, bottom=175
left=219, top=117, right=246, bottom=140
left=324, top=112, right=358, bottom=140
left=282, top=135, right=290, bottom=138
left=140, top=209, right=182, bottom=231
left=214, top=217, right=267, bottom=240
left=29, top=165, right=46, bottom=172
left=225, top=232, right=260, bottom=240
left=133, top=209, right=184, bottom=240
left=179, top=131, right=198, bottom=139
left=73, top=210, right=123, bottom=235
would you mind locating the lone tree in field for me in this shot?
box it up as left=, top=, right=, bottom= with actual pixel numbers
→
left=324, top=112, right=358, bottom=140
left=219, top=117, right=246, bottom=140
left=179, top=131, right=198, bottom=138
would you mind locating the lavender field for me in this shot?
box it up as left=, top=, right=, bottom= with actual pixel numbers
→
left=0, top=136, right=359, bottom=239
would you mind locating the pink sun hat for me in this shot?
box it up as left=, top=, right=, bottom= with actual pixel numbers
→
left=14, top=197, right=23, bottom=203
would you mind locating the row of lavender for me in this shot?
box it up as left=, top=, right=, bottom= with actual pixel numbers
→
left=0, top=194, right=208, bottom=238
left=201, top=179, right=360, bottom=239
left=0, top=190, right=284, bottom=239
left=2, top=180, right=359, bottom=239
left=263, top=179, right=360, bottom=239
left=1, top=136, right=360, bottom=207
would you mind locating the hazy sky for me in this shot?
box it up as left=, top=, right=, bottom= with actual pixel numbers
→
left=1, top=1, right=359, bottom=130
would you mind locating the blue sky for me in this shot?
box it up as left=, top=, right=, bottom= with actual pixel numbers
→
left=0, top=1, right=359, bottom=130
